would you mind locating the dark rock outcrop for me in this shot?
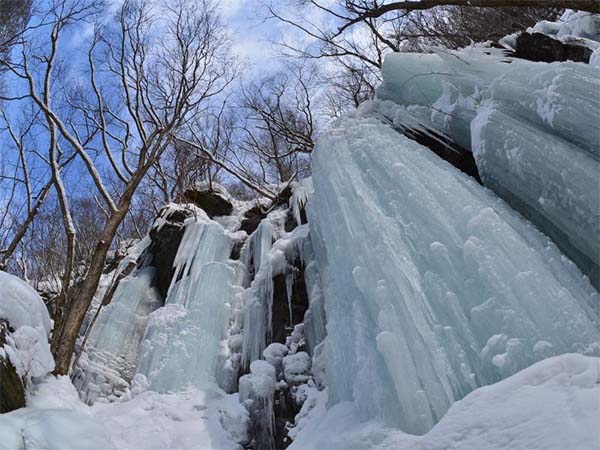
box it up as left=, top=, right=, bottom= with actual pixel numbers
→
left=403, top=128, right=482, bottom=184
left=150, top=223, right=185, bottom=299
left=271, top=263, right=309, bottom=345
left=272, top=185, right=293, bottom=209
left=149, top=207, right=193, bottom=299
left=273, top=389, right=300, bottom=450
left=513, top=32, right=592, bottom=63
left=0, top=320, right=25, bottom=413
left=240, top=206, right=267, bottom=235
left=183, top=188, right=233, bottom=218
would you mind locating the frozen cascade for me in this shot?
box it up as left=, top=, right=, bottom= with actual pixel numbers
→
left=376, top=49, right=600, bottom=287
left=378, top=49, right=600, bottom=159
left=309, top=114, right=600, bottom=435
left=136, top=214, right=239, bottom=393
left=471, top=107, right=600, bottom=292
left=240, top=210, right=311, bottom=367
left=73, top=267, right=162, bottom=404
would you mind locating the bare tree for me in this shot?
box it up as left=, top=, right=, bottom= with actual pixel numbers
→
left=239, top=64, right=316, bottom=183
left=397, top=6, right=563, bottom=50
left=0, top=0, right=32, bottom=82
left=335, top=1, right=598, bottom=34
left=1, top=0, right=239, bottom=374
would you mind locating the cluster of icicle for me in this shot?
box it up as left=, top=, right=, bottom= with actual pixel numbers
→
left=73, top=184, right=327, bottom=448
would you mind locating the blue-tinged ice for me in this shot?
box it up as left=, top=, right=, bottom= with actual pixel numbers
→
left=135, top=214, right=239, bottom=393
left=376, top=48, right=600, bottom=285
left=73, top=267, right=162, bottom=403
left=309, top=114, right=600, bottom=435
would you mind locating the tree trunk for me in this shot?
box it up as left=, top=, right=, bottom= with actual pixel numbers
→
left=50, top=173, right=145, bottom=375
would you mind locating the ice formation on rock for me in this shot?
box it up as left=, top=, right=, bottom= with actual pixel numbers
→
left=239, top=360, right=278, bottom=450
left=136, top=213, right=239, bottom=393
left=309, top=112, right=600, bottom=434
left=377, top=47, right=600, bottom=287
left=74, top=267, right=162, bottom=403
left=239, top=212, right=312, bottom=367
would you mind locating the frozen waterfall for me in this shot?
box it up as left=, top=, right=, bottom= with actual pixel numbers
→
left=309, top=113, right=600, bottom=435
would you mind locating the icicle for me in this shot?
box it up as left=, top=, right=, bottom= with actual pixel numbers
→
left=73, top=267, right=162, bottom=404
left=289, top=177, right=314, bottom=226
left=285, top=271, right=294, bottom=325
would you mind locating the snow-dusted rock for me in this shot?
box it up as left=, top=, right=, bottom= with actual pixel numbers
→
left=0, top=272, right=54, bottom=412
left=283, top=352, right=312, bottom=385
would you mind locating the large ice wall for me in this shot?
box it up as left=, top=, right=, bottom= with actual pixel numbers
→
left=309, top=114, right=600, bottom=435
left=377, top=48, right=600, bottom=286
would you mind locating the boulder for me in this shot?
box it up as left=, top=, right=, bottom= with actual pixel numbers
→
left=183, top=188, right=233, bottom=218
left=513, top=32, right=592, bottom=63
left=240, top=205, right=267, bottom=235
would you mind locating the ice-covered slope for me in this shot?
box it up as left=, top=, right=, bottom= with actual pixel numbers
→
left=309, top=113, right=600, bottom=434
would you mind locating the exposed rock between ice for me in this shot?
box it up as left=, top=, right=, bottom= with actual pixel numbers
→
left=514, top=32, right=593, bottom=63
left=149, top=212, right=189, bottom=299
left=184, top=188, right=234, bottom=218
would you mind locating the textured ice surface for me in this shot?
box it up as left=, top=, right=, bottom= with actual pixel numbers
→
left=136, top=216, right=238, bottom=393
left=74, top=267, right=162, bottom=403
left=309, top=114, right=600, bottom=434
left=290, top=177, right=314, bottom=226
left=377, top=48, right=600, bottom=286
left=471, top=107, right=600, bottom=290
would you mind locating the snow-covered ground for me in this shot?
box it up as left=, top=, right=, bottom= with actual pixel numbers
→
left=290, top=354, right=600, bottom=450
left=0, top=376, right=248, bottom=450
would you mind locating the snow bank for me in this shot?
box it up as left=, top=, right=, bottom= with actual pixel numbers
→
left=290, top=354, right=600, bottom=450
left=0, top=376, right=248, bottom=450
left=0, top=271, right=54, bottom=382
left=0, top=272, right=51, bottom=334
